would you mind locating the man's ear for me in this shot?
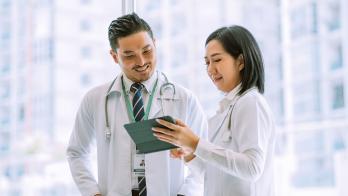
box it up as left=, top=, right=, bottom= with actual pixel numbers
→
left=110, top=49, right=119, bottom=64
left=153, top=38, right=156, bottom=48
left=238, top=54, right=245, bottom=71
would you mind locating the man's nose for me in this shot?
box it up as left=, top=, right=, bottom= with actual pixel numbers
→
left=136, top=55, right=146, bottom=66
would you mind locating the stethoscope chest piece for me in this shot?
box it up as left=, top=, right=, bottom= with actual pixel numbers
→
left=222, top=130, right=232, bottom=142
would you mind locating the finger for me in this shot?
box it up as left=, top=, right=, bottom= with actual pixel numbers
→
left=154, top=134, right=177, bottom=146
left=170, top=149, right=183, bottom=158
left=175, top=119, right=186, bottom=127
left=173, top=148, right=184, bottom=156
left=170, top=152, right=180, bottom=158
left=153, top=131, right=176, bottom=141
left=152, top=127, right=176, bottom=137
left=171, top=153, right=182, bottom=159
left=156, top=119, right=178, bottom=130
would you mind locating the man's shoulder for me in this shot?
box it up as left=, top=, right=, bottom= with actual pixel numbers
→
left=84, top=81, right=114, bottom=100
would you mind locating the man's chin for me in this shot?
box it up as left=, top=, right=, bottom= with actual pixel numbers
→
left=133, top=72, right=153, bottom=82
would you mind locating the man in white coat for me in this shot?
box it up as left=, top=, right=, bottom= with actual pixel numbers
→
left=66, top=13, right=207, bottom=196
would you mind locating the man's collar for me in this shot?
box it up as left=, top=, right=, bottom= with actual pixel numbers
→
left=105, top=72, right=158, bottom=97
left=122, top=72, right=157, bottom=94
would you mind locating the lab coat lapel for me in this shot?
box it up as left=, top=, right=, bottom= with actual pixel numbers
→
left=208, top=104, right=233, bottom=141
left=148, top=98, right=162, bottom=119
left=148, top=81, right=162, bottom=118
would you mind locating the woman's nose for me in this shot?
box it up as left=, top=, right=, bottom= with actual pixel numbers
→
left=207, top=64, right=215, bottom=76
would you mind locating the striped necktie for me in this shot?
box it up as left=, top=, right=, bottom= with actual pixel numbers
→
left=130, top=82, right=147, bottom=196
left=131, top=83, right=145, bottom=122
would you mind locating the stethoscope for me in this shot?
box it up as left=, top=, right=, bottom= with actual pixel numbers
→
left=210, top=87, right=256, bottom=142
left=104, top=71, right=176, bottom=140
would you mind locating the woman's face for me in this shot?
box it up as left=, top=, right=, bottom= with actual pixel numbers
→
left=205, top=39, right=244, bottom=93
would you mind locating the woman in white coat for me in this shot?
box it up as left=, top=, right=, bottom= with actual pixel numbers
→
left=153, top=25, right=275, bottom=196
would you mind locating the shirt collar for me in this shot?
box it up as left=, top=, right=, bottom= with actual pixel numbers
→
left=225, top=83, right=242, bottom=101
left=217, top=83, right=242, bottom=113
left=122, top=72, right=157, bottom=94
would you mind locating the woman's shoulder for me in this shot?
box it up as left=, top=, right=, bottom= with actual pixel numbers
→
left=234, top=88, right=274, bottom=123
left=238, top=88, right=264, bottom=103
left=234, top=88, right=272, bottom=112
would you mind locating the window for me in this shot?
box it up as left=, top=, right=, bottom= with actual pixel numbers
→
left=80, top=46, right=92, bottom=58
left=329, top=43, right=342, bottom=70
left=332, top=83, right=345, bottom=109
left=18, top=104, right=25, bottom=122
left=80, top=0, right=91, bottom=5
left=0, top=0, right=11, bottom=8
left=290, top=2, right=317, bottom=39
left=324, top=0, right=341, bottom=31
left=292, top=155, right=335, bottom=187
left=293, top=81, right=321, bottom=121
left=80, top=19, right=91, bottom=32
left=0, top=105, right=10, bottom=125
left=292, top=130, right=335, bottom=187
left=0, top=131, right=10, bottom=155
left=32, top=38, right=54, bottom=63
left=80, top=73, right=91, bottom=86
left=170, top=11, right=186, bottom=36
left=0, top=55, right=11, bottom=75
left=0, top=80, right=10, bottom=99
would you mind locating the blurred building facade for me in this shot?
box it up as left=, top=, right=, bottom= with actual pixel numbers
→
left=0, top=0, right=118, bottom=195
left=279, top=0, right=348, bottom=195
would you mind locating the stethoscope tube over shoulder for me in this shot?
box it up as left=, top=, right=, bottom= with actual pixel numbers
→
left=104, top=78, right=117, bottom=140
left=104, top=71, right=176, bottom=141
left=210, top=87, right=256, bottom=142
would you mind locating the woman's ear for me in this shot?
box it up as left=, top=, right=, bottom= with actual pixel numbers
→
left=238, top=54, right=244, bottom=71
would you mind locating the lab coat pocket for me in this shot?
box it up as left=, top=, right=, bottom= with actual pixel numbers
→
left=156, top=97, right=182, bottom=117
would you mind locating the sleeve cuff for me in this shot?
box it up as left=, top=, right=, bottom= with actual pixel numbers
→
left=187, top=155, right=205, bottom=174
left=194, top=138, right=216, bottom=160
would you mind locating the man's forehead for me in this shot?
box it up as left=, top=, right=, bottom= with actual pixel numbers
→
left=117, top=31, right=153, bottom=45
left=117, top=44, right=153, bottom=54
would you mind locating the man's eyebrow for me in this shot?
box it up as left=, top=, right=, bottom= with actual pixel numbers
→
left=122, top=50, right=134, bottom=54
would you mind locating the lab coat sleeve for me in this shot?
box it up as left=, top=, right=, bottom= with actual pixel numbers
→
left=177, top=93, right=208, bottom=196
left=185, top=155, right=206, bottom=177
left=194, top=95, right=272, bottom=182
left=66, top=92, right=100, bottom=196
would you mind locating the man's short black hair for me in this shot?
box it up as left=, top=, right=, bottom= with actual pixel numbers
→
left=206, top=25, right=265, bottom=94
left=108, top=12, right=154, bottom=50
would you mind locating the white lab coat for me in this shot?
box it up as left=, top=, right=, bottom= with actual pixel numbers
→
left=187, top=84, right=275, bottom=196
left=67, top=72, right=207, bottom=196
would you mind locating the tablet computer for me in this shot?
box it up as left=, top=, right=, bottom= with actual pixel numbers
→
left=123, top=116, right=177, bottom=154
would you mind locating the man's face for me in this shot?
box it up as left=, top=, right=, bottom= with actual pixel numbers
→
left=110, top=31, right=157, bottom=82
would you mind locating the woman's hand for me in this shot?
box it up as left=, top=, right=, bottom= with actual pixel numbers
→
left=170, top=148, right=196, bottom=162
left=152, top=119, right=200, bottom=154
left=170, top=148, right=185, bottom=159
